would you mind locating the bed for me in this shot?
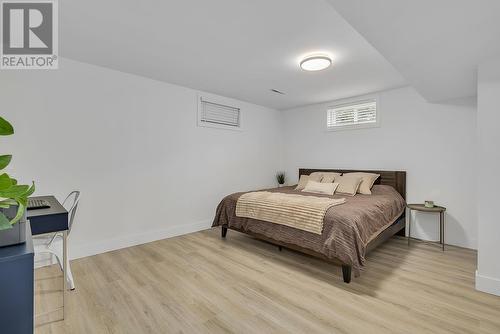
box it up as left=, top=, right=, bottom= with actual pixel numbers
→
left=212, top=169, right=406, bottom=283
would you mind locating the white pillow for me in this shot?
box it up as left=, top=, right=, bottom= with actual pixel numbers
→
left=320, top=172, right=342, bottom=183
left=335, top=175, right=363, bottom=196
left=308, top=172, right=324, bottom=182
left=302, top=181, right=339, bottom=195
left=343, top=172, right=380, bottom=195
left=295, top=175, right=310, bottom=191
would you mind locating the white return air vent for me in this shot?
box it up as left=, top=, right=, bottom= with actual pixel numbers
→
left=198, top=95, right=241, bottom=130
left=327, top=99, right=378, bottom=131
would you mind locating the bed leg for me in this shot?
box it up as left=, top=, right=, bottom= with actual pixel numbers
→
left=341, top=265, right=352, bottom=283
left=278, top=246, right=282, bottom=251
left=221, top=226, right=228, bottom=238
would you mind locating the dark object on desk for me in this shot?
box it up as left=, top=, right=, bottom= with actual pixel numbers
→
left=27, top=198, right=51, bottom=210
left=0, top=205, right=27, bottom=247
left=0, top=221, right=33, bottom=334
left=28, top=196, right=68, bottom=235
left=407, top=203, right=447, bottom=251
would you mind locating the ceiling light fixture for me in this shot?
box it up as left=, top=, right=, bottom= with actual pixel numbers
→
left=300, top=55, right=332, bottom=71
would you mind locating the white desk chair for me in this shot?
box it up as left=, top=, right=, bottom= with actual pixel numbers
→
left=35, top=191, right=80, bottom=290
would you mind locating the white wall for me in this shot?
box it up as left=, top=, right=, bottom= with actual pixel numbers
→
left=282, top=86, right=477, bottom=249
left=0, top=59, right=481, bottom=260
left=476, top=58, right=500, bottom=296
left=0, top=58, right=282, bottom=259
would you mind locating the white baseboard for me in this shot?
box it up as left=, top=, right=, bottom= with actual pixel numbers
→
left=69, top=220, right=212, bottom=260
left=475, top=270, right=500, bottom=296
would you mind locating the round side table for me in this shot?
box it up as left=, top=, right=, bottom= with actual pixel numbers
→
left=407, top=204, right=447, bottom=251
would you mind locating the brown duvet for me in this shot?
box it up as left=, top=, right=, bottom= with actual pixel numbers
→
left=212, top=185, right=405, bottom=275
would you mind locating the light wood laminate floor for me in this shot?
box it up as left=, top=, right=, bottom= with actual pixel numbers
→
left=35, top=228, right=500, bottom=334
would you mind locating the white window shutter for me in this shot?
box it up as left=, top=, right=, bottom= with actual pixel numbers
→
left=200, top=99, right=240, bottom=128
left=327, top=100, right=377, bottom=129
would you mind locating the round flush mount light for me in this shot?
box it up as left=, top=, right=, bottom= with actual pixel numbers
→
left=300, top=55, right=332, bottom=71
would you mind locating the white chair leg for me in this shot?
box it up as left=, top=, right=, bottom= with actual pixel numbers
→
left=66, top=259, right=75, bottom=290
left=47, top=246, right=75, bottom=290
left=46, top=232, right=59, bottom=247
left=46, top=248, right=63, bottom=271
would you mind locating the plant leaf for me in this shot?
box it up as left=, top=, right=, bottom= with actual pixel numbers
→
left=9, top=202, right=26, bottom=226
left=0, top=117, right=14, bottom=136
left=24, top=182, right=35, bottom=197
left=0, top=184, right=29, bottom=198
left=14, top=182, right=35, bottom=203
left=0, top=212, right=12, bottom=230
left=0, top=155, right=12, bottom=170
left=0, top=199, right=16, bottom=207
left=0, top=173, right=13, bottom=190
left=0, top=182, right=34, bottom=210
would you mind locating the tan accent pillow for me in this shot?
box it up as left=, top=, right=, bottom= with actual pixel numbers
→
left=302, top=181, right=339, bottom=195
left=320, top=172, right=342, bottom=183
left=335, top=176, right=363, bottom=196
left=308, top=172, right=323, bottom=182
left=343, top=172, right=380, bottom=195
left=295, top=175, right=310, bottom=191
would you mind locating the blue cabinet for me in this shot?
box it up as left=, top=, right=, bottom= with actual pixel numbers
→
left=0, top=222, right=34, bottom=334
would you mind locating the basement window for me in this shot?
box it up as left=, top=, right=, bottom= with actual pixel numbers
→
left=198, top=95, right=241, bottom=130
left=326, top=99, right=378, bottom=131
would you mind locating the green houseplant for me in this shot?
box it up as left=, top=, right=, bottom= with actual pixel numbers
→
left=0, top=116, right=35, bottom=235
left=276, top=171, right=285, bottom=187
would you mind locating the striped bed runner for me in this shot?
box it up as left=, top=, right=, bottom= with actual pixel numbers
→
left=235, top=191, right=345, bottom=234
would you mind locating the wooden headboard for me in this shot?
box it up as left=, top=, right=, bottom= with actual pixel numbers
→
left=299, top=168, right=406, bottom=200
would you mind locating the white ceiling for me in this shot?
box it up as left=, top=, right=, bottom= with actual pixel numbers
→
left=60, top=0, right=406, bottom=110
left=327, top=0, right=500, bottom=103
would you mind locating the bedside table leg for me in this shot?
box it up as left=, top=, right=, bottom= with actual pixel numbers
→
left=440, top=212, right=445, bottom=251
left=408, top=208, right=411, bottom=247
